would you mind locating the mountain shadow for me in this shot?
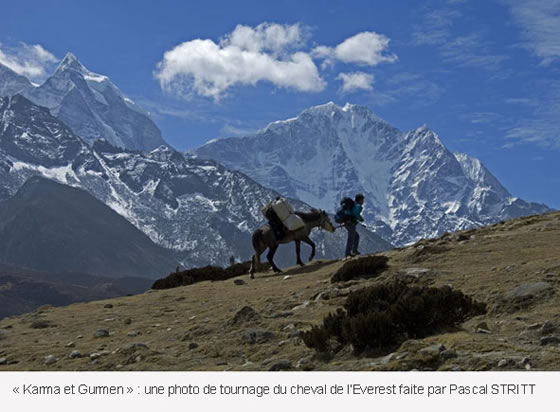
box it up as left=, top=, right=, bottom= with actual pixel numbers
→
left=0, top=176, right=179, bottom=278
left=0, top=262, right=154, bottom=319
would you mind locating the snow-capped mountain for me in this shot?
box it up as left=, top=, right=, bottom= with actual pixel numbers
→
left=0, top=95, right=390, bottom=270
left=0, top=53, right=167, bottom=152
left=195, top=102, right=551, bottom=246
left=0, top=63, right=33, bottom=97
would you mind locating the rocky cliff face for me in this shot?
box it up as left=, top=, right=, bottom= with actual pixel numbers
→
left=195, top=102, right=551, bottom=246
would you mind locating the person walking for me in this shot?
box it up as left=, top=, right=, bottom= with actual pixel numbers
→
left=344, top=193, right=365, bottom=258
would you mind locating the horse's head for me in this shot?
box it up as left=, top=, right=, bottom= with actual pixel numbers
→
left=319, top=210, right=336, bottom=233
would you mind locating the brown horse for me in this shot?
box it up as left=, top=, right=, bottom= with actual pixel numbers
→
left=249, top=209, right=336, bottom=278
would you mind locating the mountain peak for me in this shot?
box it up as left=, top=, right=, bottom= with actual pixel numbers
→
left=298, top=102, right=386, bottom=124
left=302, top=101, right=340, bottom=115
left=342, top=102, right=371, bottom=112
left=55, top=52, right=88, bottom=74
left=342, top=102, right=387, bottom=123
left=407, top=124, right=447, bottom=148
left=23, top=52, right=167, bottom=151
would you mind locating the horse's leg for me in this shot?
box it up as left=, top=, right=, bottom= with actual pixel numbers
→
left=267, top=244, right=282, bottom=273
left=250, top=253, right=261, bottom=279
left=295, top=240, right=304, bottom=266
left=250, top=255, right=255, bottom=279
left=250, top=230, right=265, bottom=279
left=302, top=236, right=316, bottom=262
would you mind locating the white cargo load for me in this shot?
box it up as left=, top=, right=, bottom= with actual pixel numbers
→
left=271, top=198, right=294, bottom=220
left=283, top=213, right=305, bottom=231
left=261, top=198, right=293, bottom=220
left=261, top=197, right=305, bottom=232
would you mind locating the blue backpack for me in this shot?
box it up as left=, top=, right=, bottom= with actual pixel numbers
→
left=334, top=197, right=355, bottom=223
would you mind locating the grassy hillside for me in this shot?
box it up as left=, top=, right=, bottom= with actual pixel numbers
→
left=1, top=211, right=559, bottom=371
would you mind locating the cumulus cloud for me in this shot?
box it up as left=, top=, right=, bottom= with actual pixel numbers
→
left=313, top=31, right=398, bottom=66
left=155, top=23, right=325, bottom=101
left=221, top=22, right=308, bottom=55
left=337, top=72, right=374, bottom=93
left=503, top=0, right=560, bottom=64
left=155, top=24, right=397, bottom=101
left=0, top=43, right=58, bottom=81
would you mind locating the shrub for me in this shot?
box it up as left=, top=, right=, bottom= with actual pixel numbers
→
left=410, top=245, right=448, bottom=262
left=302, top=281, right=486, bottom=356
left=301, top=325, right=331, bottom=353
left=331, top=255, right=389, bottom=283
left=152, top=261, right=253, bottom=289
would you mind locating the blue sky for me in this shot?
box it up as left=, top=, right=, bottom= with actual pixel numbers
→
left=1, top=0, right=559, bottom=209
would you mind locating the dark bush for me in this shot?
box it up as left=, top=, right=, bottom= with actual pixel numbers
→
left=224, top=261, right=253, bottom=278
left=302, top=281, right=486, bottom=356
left=410, top=244, right=448, bottom=262
left=30, top=320, right=54, bottom=329
left=301, top=325, right=331, bottom=353
left=323, top=309, right=346, bottom=340
left=331, top=255, right=389, bottom=283
left=152, top=261, right=253, bottom=289
left=230, top=306, right=261, bottom=325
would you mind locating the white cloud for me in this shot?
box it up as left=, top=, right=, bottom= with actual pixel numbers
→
left=412, top=6, right=508, bottom=72
left=219, top=123, right=256, bottom=137
left=0, top=43, right=58, bottom=81
left=371, top=72, right=444, bottom=108
left=504, top=97, right=537, bottom=106
left=222, top=22, right=308, bottom=55
left=504, top=81, right=560, bottom=148
left=155, top=23, right=325, bottom=101
left=313, top=31, right=398, bottom=66
left=335, top=32, right=398, bottom=65
left=155, top=24, right=398, bottom=101
left=439, top=32, right=509, bottom=70
left=460, top=111, right=504, bottom=124
left=337, top=72, right=374, bottom=93
left=412, top=8, right=461, bottom=46
left=503, top=0, right=560, bottom=64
